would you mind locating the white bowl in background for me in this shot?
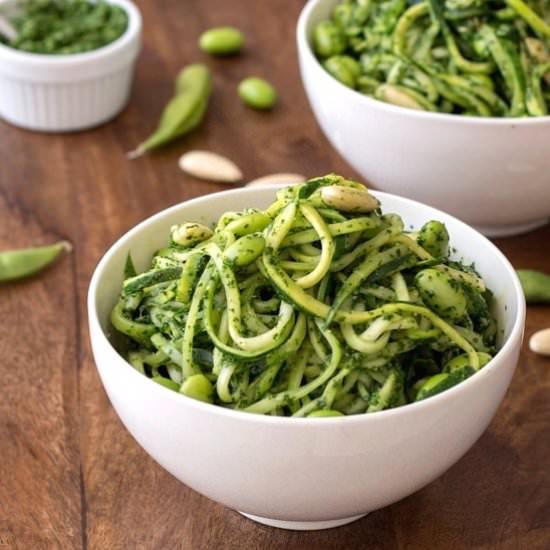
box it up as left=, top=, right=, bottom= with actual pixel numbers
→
left=88, top=186, right=525, bottom=530
left=0, top=0, right=141, bottom=132
left=297, top=0, right=550, bottom=237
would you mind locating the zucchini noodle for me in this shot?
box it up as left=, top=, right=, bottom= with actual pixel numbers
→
left=111, top=174, right=498, bottom=416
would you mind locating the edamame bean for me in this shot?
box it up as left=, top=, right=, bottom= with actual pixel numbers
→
left=224, top=233, right=265, bottom=267
left=180, top=374, right=214, bottom=403
left=415, top=268, right=467, bottom=321
left=199, top=26, right=244, bottom=55
left=307, top=409, right=344, bottom=417
left=312, top=20, right=347, bottom=58
left=0, top=241, right=71, bottom=283
left=224, top=211, right=272, bottom=235
left=323, top=55, right=361, bottom=88
left=128, top=64, right=212, bottom=158
left=417, top=220, right=450, bottom=258
left=238, top=77, right=278, bottom=110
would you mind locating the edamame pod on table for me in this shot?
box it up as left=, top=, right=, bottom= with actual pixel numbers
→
left=128, top=64, right=212, bottom=159
left=0, top=241, right=71, bottom=283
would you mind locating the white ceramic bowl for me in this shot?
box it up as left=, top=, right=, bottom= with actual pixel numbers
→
left=88, top=186, right=525, bottom=531
left=0, top=0, right=141, bottom=132
left=297, top=0, right=550, bottom=237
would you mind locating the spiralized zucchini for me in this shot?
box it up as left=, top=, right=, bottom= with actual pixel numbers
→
left=111, top=174, right=497, bottom=417
left=313, top=0, right=550, bottom=117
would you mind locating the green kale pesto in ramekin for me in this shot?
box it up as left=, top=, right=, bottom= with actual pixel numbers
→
left=0, top=0, right=128, bottom=55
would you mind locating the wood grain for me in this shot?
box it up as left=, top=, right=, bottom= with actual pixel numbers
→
left=0, top=1, right=549, bottom=548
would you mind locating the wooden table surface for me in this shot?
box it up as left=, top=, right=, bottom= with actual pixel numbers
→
left=1, top=1, right=549, bottom=548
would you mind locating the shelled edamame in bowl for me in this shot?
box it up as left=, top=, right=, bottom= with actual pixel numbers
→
left=88, top=177, right=525, bottom=530
left=297, top=0, right=550, bottom=237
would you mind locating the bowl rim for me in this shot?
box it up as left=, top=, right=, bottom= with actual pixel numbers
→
left=87, top=185, right=526, bottom=426
left=0, top=0, right=141, bottom=65
left=296, top=0, right=550, bottom=126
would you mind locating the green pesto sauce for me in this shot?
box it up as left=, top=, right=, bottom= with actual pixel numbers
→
left=1, top=0, right=128, bottom=55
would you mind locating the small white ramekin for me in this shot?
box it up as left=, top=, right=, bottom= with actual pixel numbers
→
left=0, top=0, right=141, bottom=132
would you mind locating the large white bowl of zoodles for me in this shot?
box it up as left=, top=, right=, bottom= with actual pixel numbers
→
left=297, top=0, right=550, bottom=237
left=88, top=176, right=525, bottom=530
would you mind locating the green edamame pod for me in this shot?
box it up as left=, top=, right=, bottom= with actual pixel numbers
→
left=312, top=20, right=347, bottom=58
left=128, top=64, right=212, bottom=158
left=199, top=26, right=244, bottom=56
left=417, top=220, right=449, bottom=258
left=180, top=374, right=214, bottom=403
left=517, top=269, right=550, bottom=303
left=0, top=241, right=71, bottom=283
left=238, top=77, right=278, bottom=110
left=415, top=268, right=467, bottom=321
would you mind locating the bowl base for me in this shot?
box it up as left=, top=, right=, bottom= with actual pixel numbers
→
left=238, top=511, right=368, bottom=530
left=475, top=218, right=549, bottom=238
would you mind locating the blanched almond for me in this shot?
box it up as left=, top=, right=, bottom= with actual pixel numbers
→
left=529, top=328, right=550, bottom=356
left=321, top=185, right=379, bottom=213
left=179, top=151, right=242, bottom=183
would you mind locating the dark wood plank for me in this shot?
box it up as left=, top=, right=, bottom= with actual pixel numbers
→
left=0, top=143, right=83, bottom=549
left=0, top=0, right=549, bottom=548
